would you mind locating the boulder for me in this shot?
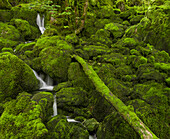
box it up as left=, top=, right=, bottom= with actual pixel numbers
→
left=0, top=92, right=48, bottom=138
left=0, top=52, right=39, bottom=101
left=0, top=22, right=20, bottom=41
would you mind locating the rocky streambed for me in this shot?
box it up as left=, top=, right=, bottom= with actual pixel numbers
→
left=0, top=0, right=170, bottom=139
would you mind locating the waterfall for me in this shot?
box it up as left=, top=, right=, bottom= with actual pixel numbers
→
left=32, top=69, right=54, bottom=91
left=36, top=13, right=46, bottom=34
left=53, top=94, right=57, bottom=116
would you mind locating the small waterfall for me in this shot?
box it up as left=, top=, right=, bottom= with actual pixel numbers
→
left=36, top=13, right=46, bottom=34
left=53, top=94, right=57, bottom=116
left=32, top=69, right=53, bottom=91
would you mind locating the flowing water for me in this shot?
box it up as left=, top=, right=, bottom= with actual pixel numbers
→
left=32, top=69, right=54, bottom=91
left=36, top=13, right=45, bottom=34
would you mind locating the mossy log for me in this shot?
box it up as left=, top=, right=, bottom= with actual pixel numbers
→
left=73, top=54, right=159, bottom=139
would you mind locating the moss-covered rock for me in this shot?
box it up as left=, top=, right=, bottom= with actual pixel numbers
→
left=0, top=22, right=20, bottom=41
left=0, top=37, right=19, bottom=50
left=46, top=115, right=89, bottom=139
left=68, top=62, right=95, bottom=92
left=0, top=9, right=12, bottom=22
left=83, top=45, right=111, bottom=58
left=90, top=29, right=112, bottom=46
left=32, top=92, right=53, bottom=121
left=0, top=52, right=39, bottom=101
left=83, top=118, right=99, bottom=133
left=127, top=96, right=169, bottom=139
left=0, top=92, right=48, bottom=138
left=56, top=87, right=88, bottom=112
left=10, top=18, right=40, bottom=40
left=104, top=23, right=124, bottom=40
left=53, top=81, right=72, bottom=92
left=11, top=4, right=37, bottom=27
left=96, top=111, right=140, bottom=139
left=1, top=47, right=14, bottom=53
left=39, top=47, right=72, bottom=82
left=0, top=0, right=12, bottom=9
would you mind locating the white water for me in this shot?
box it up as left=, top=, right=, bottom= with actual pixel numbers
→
left=36, top=13, right=46, bottom=34
left=32, top=69, right=54, bottom=91
left=53, top=94, right=57, bottom=116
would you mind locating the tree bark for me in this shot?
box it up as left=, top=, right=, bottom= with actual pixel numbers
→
left=72, top=54, right=159, bottom=139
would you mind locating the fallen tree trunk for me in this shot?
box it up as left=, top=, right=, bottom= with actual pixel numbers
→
left=73, top=54, right=159, bottom=139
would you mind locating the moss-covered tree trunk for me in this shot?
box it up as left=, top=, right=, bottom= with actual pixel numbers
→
left=73, top=55, right=159, bottom=139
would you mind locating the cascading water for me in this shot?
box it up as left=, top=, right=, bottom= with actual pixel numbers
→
left=53, top=94, right=57, bottom=116
left=36, top=13, right=45, bottom=34
left=32, top=69, right=53, bottom=91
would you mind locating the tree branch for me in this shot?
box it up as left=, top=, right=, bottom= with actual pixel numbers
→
left=72, top=54, right=159, bottom=139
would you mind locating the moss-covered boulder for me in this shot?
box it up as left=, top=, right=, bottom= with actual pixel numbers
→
left=11, top=4, right=37, bottom=27
left=68, top=62, right=95, bottom=92
left=56, top=87, right=88, bottom=112
left=127, top=96, right=169, bottom=139
left=104, top=23, right=125, bottom=40
left=46, top=115, right=89, bottom=139
left=83, top=118, right=99, bottom=133
left=39, top=47, right=72, bottom=82
left=96, top=111, right=140, bottom=139
left=0, top=52, right=39, bottom=101
left=90, top=29, right=112, bottom=46
left=0, top=92, right=48, bottom=138
left=0, top=37, right=19, bottom=51
left=10, top=18, right=40, bottom=40
left=0, top=22, right=20, bottom=41
left=0, top=9, right=12, bottom=22
left=32, top=92, right=53, bottom=121
left=0, top=0, right=12, bottom=9
left=125, top=5, right=170, bottom=53
left=83, top=45, right=111, bottom=58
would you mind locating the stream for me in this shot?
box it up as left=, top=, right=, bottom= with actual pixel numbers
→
left=34, top=14, right=97, bottom=139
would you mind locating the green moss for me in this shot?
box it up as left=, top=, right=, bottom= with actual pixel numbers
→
left=68, top=62, right=95, bottom=92
left=104, top=23, right=124, bottom=39
left=0, top=92, right=48, bottom=138
left=0, top=9, right=12, bottom=22
left=165, top=77, right=170, bottom=86
left=56, top=87, right=88, bottom=111
left=0, top=0, right=12, bottom=9
left=0, top=37, right=19, bottom=50
left=130, top=15, right=145, bottom=25
left=1, top=47, right=14, bottom=53
left=39, top=46, right=72, bottom=83
left=0, top=22, right=20, bottom=41
left=10, top=18, right=32, bottom=40
left=122, top=37, right=138, bottom=49
left=11, top=4, right=37, bottom=27
left=53, top=81, right=72, bottom=92
left=83, top=118, right=99, bottom=132
left=97, top=111, right=140, bottom=139
left=32, top=92, right=53, bottom=121
left=0, top=52, right=38, bottom=101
